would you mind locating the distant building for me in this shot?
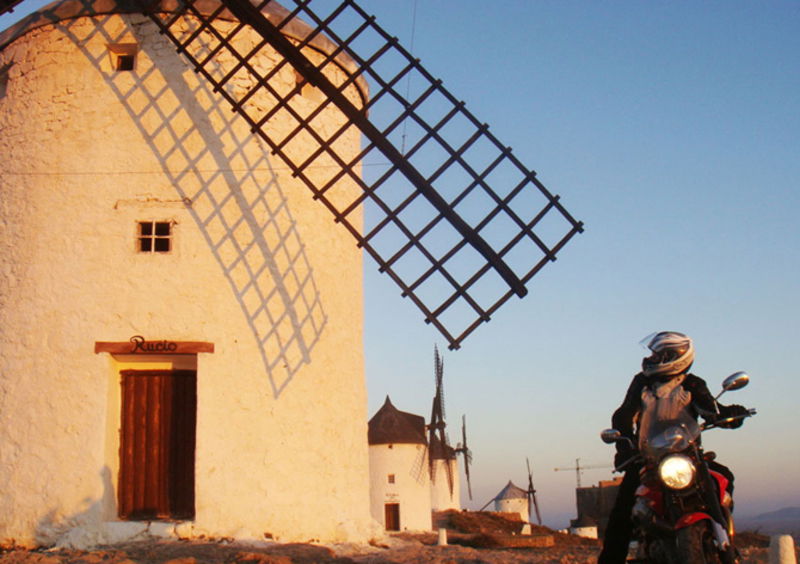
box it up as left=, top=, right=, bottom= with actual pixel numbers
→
left=568, top=513, right=599, bottom=539
left=573, top=477, right=623, bottom=538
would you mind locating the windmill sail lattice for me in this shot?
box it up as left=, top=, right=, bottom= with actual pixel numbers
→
left=428, top=346, right=454, bottom=495
left=526, top=457, right=542, bottom=525
left=455, top=414, right=472, bottom=500
left=0, top=0, right=24, bottom=16
left=126, top=0, right=583, bottom=348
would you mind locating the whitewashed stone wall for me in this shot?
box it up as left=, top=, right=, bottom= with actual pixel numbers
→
left=0, top=7, right=374, bottom=548
left=496, top=496, right=529, bottom=523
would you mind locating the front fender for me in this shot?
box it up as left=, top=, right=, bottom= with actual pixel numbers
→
left=676, top=513, right=733, bottom=554
left=675, top=512, right=713, bottom=529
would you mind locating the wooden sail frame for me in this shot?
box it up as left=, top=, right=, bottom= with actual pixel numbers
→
left=111, top=0, right=582, bottom=348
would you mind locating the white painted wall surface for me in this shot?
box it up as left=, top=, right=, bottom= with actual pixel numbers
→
left=0, top=8, right=374, bottom=548
left=430, top=458, right=461, bottom=511
left=495, top=498, right=529, bottom=523
left=369, top=444, right=432, bottom=532
left=569, top=526, right=598, bottom=539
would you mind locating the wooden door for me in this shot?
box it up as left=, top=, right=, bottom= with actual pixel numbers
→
left=384, top=503, right=400, bottom=531
left=118, top=369, right=196, bottom=520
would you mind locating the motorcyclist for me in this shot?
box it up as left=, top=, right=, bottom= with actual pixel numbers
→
left=597, top=331, right=749, bottom=564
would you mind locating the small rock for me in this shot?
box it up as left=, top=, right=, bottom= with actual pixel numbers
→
left=234, top=553, right=292, bottom=564
left=163, top=558, right=198, bottom=564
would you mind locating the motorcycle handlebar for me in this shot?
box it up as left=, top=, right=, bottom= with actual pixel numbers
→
left=613, top=454, right=641, bottom=473
left=610, top=408, right=756, bottom=472
left=702, top=408, right=756, bottom=431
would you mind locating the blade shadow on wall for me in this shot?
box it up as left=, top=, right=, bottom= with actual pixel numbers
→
left=136, top=0, right=584, bottom=351
left=34, top=2, right=328, bottom=397
left=7, top=0, right=583, bottom=385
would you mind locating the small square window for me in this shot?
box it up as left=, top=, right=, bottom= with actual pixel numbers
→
left=107, top=43, right=138, bottom=72
left=387, top=474, right=395, bottom=484
left=138, top=221, right=172, bottom=253
left=116, top=54, right=135, bottom=71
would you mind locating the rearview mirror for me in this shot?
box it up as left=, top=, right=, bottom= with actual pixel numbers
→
left=600, top=428, right=622, bottom=444
left=722, top=371, right=749, bottom=392
left=714, top=371, right=750, bottom=401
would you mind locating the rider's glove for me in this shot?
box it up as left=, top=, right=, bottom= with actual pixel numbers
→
left=717, top=404, right=749, bottom=428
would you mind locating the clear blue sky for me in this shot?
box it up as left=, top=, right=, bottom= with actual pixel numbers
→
left=357, top=0, right=800, bottom=527
left=2, top=0, right=798, bottom=529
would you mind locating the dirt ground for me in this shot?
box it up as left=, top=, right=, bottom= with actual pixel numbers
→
left=0, top=536, right=780, bottom=564
left=0, top=529, right=785, bottom=564
left=0, top=512, right=790, bottom=564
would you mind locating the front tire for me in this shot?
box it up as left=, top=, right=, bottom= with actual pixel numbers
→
left=676, top=521, right=722, bottom=564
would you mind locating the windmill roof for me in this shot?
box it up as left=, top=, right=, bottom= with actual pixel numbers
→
left=0, top=0, right=368, bottom=99
left=1, top=0, right=323, bottom=48
left=368, top=396, right=427, bottom=446
left=494, top=480, right=528, bottom=501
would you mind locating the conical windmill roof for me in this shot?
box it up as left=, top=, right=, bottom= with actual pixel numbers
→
left=1, top=0, right=305, bottom=46
left=493, top=480, right=528, bottom=501
left=368, top=396, right=427, bottom=446
left=0, top=0, right=365, bottom=91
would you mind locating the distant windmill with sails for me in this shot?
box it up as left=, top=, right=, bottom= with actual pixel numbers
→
left=482, top=458, right=543, bottom=531
left=428, top=346, right=473, bottom=510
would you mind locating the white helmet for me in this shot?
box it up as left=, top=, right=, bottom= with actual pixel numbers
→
left=640, top=331, right=695, bottom=380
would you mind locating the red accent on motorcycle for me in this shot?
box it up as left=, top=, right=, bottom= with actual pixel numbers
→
left=637, top=483, right=663, bottom=512
left=676, top=512, right=712, bottom=529
left=709, top=470, right=730, bottom=504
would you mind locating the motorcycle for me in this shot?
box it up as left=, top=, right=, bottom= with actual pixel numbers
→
left=601, top=372, right=755, bottom=564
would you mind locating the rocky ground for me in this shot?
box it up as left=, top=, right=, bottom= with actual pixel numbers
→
left=0, top=511, right=792, bottom=564
left=0, top=535, right=782, bottom=564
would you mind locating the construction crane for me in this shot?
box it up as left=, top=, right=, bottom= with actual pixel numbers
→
left=553, top=458, right=610, bottom=488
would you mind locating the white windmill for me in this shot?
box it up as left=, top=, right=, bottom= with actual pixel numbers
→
left=368, top=397, right=432, bottom=531
left=427, top=347, right=473, bottom=511
left=0, top=0, right=581, bottom=548
left=483, top=459, right=542, bottom=533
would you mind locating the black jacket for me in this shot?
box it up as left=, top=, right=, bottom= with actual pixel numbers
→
left=611, top=372, right=742, bottom=457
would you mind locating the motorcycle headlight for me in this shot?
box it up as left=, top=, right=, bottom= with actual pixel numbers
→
left=658, top=454, right=695, bottom=490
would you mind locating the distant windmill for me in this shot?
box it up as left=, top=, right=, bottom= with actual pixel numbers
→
left=479, top=458, right=540, bottom=527
left=455, top=414, right=473, bottom=500
left=427, top=347, right=452, bottom=492
left=427, top=346, right=472, bottom=509
left=554, top=458, right=611, bottom=488
left=526, top=457, right=542, bottom=525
